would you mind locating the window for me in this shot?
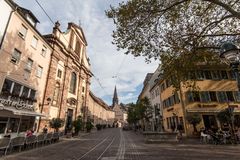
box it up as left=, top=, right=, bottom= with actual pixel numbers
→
left=24, top=71, right=30, bottom=80
left=160, top=83, right=166, bottom=91
left=0, top=117, right=8, bottom=134
left=18, top=24, right=27, bottom=39
left=209, top=91, right=217, bottom=102
left=1, top=79, right=13, bottom=94
left=226, top=91, right=234, bottom=102
left=174, top=93, right=180, bottom=103
left=204, top=71, right=212, bottom=79
left=82, top=87, right=85, bottom=93
left=29, top=89, right=36, bottom=100
left=11, top=49, right=21, bottom=64
left=217, top=91, right=227, bottom=102
left=21, top=86, right=30, bottom=98
left=187, top=91, right=200, bottom=102
left=200, top=91, right=210, bottom=102
left=41, top=45, right=47, bottom=57
left=69, top=72, right=77, bottom=94
left=36, top=65, right=43, bottom=78
left=25, top=58, right=33, bottom=71
left=234, top=91, right=240, bottom=102
left=75, top=41, right=81, bottom=54
left=196, top=70, right=204, bottom=79
left=228, top=71, right=236, bottom=79
left=31, top=36, right=38, bottom=48
left=12, top=82, right=22, bottom=96
left=57, top=69, right=62, bottom=78
left=220, top=71, right=228, bottom=79
left=212, top=71, right=221, bottom=80
left=188, top=71, right=196, bottom=80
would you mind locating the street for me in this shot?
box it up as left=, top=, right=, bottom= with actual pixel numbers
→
left=1, top=128, right=240, bottom=160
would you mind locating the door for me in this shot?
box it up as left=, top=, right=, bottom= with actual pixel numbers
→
left=202, top=115, right=217, bottom=130
left=65, top=109, right=73, bottom=133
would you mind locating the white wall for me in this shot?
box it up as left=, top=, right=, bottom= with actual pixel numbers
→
left=0, top=0, right=12, bottom=47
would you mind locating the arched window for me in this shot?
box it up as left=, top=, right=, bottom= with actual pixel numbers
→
left=69, top=72, right=77, bottom=94
left=75, top=41, right=81, bottom=54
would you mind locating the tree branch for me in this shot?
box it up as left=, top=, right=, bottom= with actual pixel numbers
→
left=203, top=0, right=240, bottom=18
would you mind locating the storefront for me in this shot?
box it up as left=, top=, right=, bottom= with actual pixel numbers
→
left=0, top=96, right=45, bottom=137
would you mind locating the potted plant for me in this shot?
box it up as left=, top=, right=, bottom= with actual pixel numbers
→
left=96, top=124, right=102, bottom=130
left=86, top=121, right=94, bottom=132
left=72, top=116, right=83, bottom=136
left=49, top=118, right=64, bottom=132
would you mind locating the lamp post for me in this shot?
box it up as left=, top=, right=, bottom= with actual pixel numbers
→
left=219, top=42, right=240, bottom=143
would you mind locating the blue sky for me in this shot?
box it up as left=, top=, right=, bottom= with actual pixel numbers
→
left=15, top=0, right=159, bottom=105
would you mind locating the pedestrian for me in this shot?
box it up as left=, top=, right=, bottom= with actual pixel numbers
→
left=177, top=124, right=183, bottom=141
left=26, top=129, right=33, bottom=137
left=43, top=125, right=48, bottom=134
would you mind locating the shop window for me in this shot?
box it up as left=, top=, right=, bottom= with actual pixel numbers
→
left=1, top=79, right=13, bottom=95
left=11, top=49, right=21, bottom=64
left=7, top=118, right=20, bottom=133
left=12, top=82, right=22, bottom=96
left=18, top=24, right=28, bottom=39
left=69, top=72, right=77, bottom=94
left=209, top=91, right=217, bottom=102
left=217, top=91, right=228, bottom=102
left=226, top=91, right=234, bottom=102
left=200, top=91, right=210, bottom=102
left=0, top=117, right=8, bottom=134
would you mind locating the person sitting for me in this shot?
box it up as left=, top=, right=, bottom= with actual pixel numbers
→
left=26, top=129, right=33, bottom=137
left=43, top=125, right=48, bottom=134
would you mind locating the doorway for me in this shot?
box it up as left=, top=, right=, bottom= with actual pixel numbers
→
left=202, top=115, right=218, bottom=130
left=65, top=109, right=73, bottom=133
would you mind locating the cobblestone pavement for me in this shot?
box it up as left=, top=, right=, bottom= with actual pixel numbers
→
left=1, top=128, right=240, bottom=160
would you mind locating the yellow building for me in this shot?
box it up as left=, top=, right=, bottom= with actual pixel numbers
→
left=161, top=65, right=240, bottom=136
left=88, top=91, right=115, bottom=126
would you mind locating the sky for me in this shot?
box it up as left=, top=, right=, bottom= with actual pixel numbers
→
left=15, top=0, right=159, bottom=105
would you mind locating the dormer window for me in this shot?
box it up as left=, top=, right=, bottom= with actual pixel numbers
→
left=26, top=14, right=36, bottom=27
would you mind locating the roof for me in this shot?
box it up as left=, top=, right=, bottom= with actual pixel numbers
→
left=89, top=91, right=112, bottom=111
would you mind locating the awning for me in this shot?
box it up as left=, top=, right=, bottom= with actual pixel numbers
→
left=0, top=103, right=45, bottom=117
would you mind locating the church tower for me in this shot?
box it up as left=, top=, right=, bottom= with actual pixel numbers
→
left=112, top=86, right=119, bottom=107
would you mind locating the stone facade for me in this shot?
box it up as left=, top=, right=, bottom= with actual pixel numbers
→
left=39, top=22, right=93, bottom=132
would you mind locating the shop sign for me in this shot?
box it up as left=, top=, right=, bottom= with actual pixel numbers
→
left=0, top=98, right=34, bottom=111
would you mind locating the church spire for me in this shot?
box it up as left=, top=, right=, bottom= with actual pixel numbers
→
left=112, top=86, right=119, bottom=107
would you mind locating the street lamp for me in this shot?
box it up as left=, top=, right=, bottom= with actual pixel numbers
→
left=220, top=42, right=240, bottom=90
left=219, top=42, right=240, bottom=143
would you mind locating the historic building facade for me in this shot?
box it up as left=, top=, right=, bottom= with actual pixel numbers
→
left=0, top=0, right=52, bottom=135
left=88, top=91, right=115, bottom=126
left=39, top=21, right=93, bottom=132
left=112, top=86, right=127, bottom=127
left=160, top=65, right=240, bottom=136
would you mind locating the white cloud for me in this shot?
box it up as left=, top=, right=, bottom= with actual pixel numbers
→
left=15, top=0, right=159, bottom=105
